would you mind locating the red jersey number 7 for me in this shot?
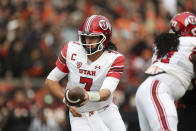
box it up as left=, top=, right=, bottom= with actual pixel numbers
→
left=80, top=77, right=93, bottom=91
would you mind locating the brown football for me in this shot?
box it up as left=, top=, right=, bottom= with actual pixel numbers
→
left=65, top=86, right=85, bottom=106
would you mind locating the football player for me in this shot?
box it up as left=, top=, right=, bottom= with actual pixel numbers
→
left=45, top=15, right=126, bottom=131
left=135, top=12, right=196, bottom=131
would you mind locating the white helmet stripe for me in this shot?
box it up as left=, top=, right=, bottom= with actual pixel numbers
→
left=85, top=15, right=97, bottom=32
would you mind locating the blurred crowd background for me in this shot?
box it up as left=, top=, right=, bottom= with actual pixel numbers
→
left=0, top=0, right=195, bottom=131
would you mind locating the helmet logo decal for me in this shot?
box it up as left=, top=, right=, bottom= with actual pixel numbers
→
left=187, top=16, right=196, bottom=24
left=185, top=16, right=196, bottom=26
left=99, top=20, right=110, bottom=30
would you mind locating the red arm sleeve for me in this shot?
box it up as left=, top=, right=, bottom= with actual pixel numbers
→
left=56, top=44, right=69, bottom=73
left=106, top=55, right=125, bottom=79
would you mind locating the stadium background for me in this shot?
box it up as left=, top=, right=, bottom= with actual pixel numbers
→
left=0, top=0, right=195, bottom=131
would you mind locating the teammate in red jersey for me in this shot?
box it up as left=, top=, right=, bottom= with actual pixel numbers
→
left=45, top=15, right=126, bottom=131
left=135, top=12, right=196, bottom=131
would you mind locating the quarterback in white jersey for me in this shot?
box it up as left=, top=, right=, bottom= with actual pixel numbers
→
left=45, top=15, right=126, bottom=131
left=136, top=12, right=196, bottom=131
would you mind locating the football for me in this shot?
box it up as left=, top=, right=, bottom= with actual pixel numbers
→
left=65, top=86, right=86, bottom=106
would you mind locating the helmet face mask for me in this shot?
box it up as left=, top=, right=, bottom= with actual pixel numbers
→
left=170, top=12, right=196, bottom=37
left=79, top=15, right=112, bottom=55
left=79, top=31, right=106, bottom=55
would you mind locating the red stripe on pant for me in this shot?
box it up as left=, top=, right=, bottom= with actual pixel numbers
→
left=152, top=80, right=169, bottom=130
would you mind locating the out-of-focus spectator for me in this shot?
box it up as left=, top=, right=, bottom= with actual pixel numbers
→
left=0, top=93, right=9, bottom=131
left=2, top=89, right=31, bottom=131
left=120, top=88, right=140, bottom=131
left=26, top=48, right=46, bottom=77
left=161, top=0, right=177, bottom=16
left=6, top=39, right=28, bottom=77
left=127, top=41, right=152, bottom=87
left=29, top=108, right=61, bottom=131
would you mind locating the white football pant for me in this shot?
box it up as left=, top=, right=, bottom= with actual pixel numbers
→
left=69, top=103, right=126, bottom=131
left=136, top=73, right=186, bottom=131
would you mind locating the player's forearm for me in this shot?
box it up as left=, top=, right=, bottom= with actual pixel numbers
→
left=87, top=77, right=119, bottom=102
left=45, top=79, right=65, bottom=100
left=99, top=77, right=119, bottom=101
left=99, top=89, right=111, bottom=101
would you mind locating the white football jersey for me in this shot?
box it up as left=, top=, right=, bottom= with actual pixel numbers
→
left=148, top=36, right=196, bottom=89
left=56, top=41, right=125, bottom=112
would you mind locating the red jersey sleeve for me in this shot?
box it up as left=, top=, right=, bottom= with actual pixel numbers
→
left=106, top=55, right=125, bottom=79
left=56, top=44, right=69, bottom=73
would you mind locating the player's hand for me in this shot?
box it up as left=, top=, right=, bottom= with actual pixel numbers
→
left=69, top=106, right=82, bottom=117
left=79, top=91, right=89, bottom=106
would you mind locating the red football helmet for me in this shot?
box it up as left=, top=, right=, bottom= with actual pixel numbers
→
left=170, top=12, right=196, bottom=36
left=79, top=15, right=112, bottom=55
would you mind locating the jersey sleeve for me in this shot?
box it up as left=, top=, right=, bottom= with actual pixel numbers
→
left=106, top=55, right=125, bottom=79
left=56, top=44, right=69, bottom=73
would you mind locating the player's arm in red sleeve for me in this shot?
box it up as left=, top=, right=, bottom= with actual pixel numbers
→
left=106, top=55, right=125, bottom=79
left=83, top=55, right=125, bottom=103
left=45, top=44, right=69, bottom=100
left=99, top=55, right=125, bottom=100
left=56, top=44, right=69, bottom=73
